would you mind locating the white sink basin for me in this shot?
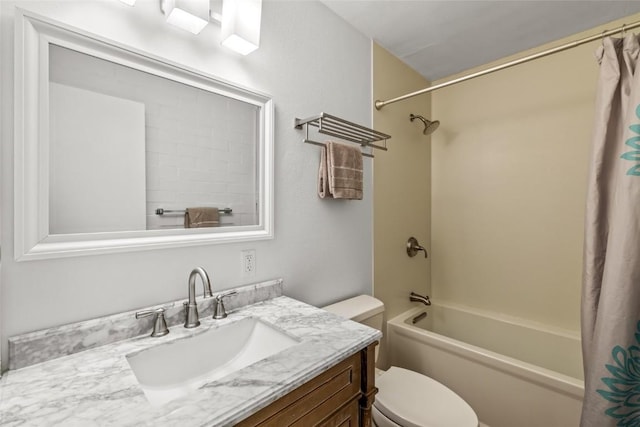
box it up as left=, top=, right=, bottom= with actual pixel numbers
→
left=126, top=317, right=300, bottom=406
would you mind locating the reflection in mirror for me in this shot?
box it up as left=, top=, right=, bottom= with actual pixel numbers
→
left=14, top=11, right=273, bottom=261
left=49, top=45, right=259, bottom=235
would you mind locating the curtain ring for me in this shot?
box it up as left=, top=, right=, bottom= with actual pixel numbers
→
left=622, top=24, right=626, bottom=36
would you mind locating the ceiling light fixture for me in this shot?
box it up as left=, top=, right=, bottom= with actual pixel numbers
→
left=160, top=0, right=209, bottom=35
left=119, top=0, right=136, bottom=5
left=220, top=0, right=262, bottom=55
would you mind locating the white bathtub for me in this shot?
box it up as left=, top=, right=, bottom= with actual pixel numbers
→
left=386, top=304, right=584, bottom=427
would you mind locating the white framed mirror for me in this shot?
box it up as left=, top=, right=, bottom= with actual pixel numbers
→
left=14, top=9, right=274, bottom=261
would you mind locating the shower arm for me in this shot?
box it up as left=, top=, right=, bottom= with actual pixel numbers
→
left=409, top=114, right=439, bottom=135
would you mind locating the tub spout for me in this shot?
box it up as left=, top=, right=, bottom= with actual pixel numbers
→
left=410, top=292, right=431, bottom=306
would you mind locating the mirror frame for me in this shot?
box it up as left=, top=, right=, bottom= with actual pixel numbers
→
left=14, top=9, right=274, bottom=261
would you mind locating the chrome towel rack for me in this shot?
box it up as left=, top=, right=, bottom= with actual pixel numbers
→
left=155, top=208, right=233, bottom=215
left=294, top=112, right=391, bottom=158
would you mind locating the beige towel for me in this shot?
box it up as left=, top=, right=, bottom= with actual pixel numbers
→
left=318, top=141, right=363, bottom=200
left=184, top=207, right=219, bottom=228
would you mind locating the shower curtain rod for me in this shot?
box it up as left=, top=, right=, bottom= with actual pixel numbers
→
left=375, top=19, right=640, bottom=110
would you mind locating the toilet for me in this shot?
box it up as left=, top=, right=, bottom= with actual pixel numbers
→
left=323, top=295, right=478, bottom=427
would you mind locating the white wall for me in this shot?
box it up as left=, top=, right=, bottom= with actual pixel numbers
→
left=0, top=0, right=373, bottom=370
left=49, top=82, right=147, bottom=234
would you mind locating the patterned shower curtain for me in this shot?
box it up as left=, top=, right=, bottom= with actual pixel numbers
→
left=581, top=34, right=640, bottom=426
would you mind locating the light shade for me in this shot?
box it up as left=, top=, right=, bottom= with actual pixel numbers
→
left=160, top=0, right=209, bottom=34
left=119, top=0, right=137, bottom=5
left=221, top=0, right=262, bottom=55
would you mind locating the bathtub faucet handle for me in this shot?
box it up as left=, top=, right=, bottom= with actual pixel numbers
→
left=410, top=292, right=431, bottom=306
left=407, top=237, right=428, bottom=258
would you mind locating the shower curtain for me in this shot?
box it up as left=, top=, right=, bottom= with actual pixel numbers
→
left=581, top=34, right=640, bottom=427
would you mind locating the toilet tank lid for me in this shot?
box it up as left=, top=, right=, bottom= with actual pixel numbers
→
left=322, top=295, right=384, bottom=322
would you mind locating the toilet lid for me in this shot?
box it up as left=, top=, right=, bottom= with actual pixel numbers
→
left=374, top=367, right=478, bottom=427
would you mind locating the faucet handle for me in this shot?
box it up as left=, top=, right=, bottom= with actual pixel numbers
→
left=407, top=237, right=428, bottom=258
left=136, top=307, right=169, bottom=337
left=213, top=291, right=238, bottom=319
left=215, top=290, right=238, bottom=301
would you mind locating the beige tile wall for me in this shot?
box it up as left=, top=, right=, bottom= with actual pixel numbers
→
left=430, top=13, right=640, bottom=332
left=372, top=43, right=432, bottom=321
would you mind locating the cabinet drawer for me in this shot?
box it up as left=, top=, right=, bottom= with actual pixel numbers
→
left=237, top=353, right=361, bottom=427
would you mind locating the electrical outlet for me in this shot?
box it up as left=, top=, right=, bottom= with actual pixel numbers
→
left=241, top=249, right=256, bottom=277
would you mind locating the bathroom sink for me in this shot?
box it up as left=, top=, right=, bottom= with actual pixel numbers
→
left=126, top=317, right=300, bottom=405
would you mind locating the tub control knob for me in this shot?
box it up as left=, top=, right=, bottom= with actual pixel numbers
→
left=407, top=237, right=428, bottom=258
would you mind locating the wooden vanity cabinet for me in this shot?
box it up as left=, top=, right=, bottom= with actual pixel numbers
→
left=236, top=342, right=378, bottom=427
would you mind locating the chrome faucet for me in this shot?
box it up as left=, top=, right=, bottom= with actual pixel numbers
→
left=410, top=292, right=431, bottom=306
left=184, top=267, right=213, bottom=328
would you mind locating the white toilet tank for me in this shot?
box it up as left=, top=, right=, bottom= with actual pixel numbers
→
left=322, top=295, right=384, bottom=331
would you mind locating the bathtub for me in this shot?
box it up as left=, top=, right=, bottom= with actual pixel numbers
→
left=386, top=304, right=584, bottom=427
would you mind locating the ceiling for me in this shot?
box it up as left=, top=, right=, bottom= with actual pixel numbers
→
left=321, top=1, right=640, bottom=81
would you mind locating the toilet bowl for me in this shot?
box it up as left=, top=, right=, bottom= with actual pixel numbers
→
left=323, top=295, right=478, bottom=427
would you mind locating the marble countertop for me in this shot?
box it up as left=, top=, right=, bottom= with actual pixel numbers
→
left=0, top=296, right=381, bottom=426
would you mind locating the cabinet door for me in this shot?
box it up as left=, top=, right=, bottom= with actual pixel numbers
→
left=318, top=399, right=360, bottom=427
left=237, top=353, right=361, bottom=427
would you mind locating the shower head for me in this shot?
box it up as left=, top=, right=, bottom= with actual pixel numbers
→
left=409, top=114, right=440, bottom=135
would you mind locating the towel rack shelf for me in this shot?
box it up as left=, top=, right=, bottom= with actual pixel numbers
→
left=294, top=112, right=391, bottom=158
left=155, top=208, right=233, bottom=215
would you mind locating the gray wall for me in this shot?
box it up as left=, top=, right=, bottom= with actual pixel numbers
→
left=0, top=0, right=373, bottom=370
